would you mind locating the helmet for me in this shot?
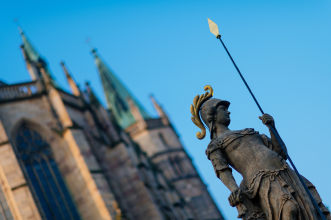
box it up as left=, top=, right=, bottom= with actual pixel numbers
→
left=200, top=98, right=230, bottom=134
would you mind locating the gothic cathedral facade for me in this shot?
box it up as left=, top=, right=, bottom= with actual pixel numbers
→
left=0, top=29, right=224, bottom=220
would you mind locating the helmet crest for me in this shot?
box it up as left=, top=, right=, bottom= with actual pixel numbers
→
left=190, top=85, right=214, bottom=139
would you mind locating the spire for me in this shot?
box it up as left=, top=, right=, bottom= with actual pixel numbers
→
left=19, top=44, right=39, bottom=80
left=150, top=95, right=170, bottom=125
left=19, top=27, right=40, bottom=63
left=85, top=81, right=101, bottom=107
left=91, top=48, right=150, bottom=129
left=60, top=61, right=81, bottom=96
left=18, top=26, right=56, bottom=85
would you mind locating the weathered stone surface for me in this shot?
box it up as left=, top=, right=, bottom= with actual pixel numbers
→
left=0, top=57, right=223, bottom=220
left=192, top=93, right=330, bottom=220
left=130, top=116, right=223, bottom=219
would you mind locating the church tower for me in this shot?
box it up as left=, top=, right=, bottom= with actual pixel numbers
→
left=93, top=50, right=224, bottom=220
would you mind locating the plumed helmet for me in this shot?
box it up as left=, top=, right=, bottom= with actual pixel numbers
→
left=200, top=98, right=230, bottom=132
left=190, top=85, right=230, bottom=140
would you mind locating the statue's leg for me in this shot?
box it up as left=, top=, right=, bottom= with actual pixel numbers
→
left=257, top=177, right=300, bottom=220
left=281, top=200, right=299, bottom=220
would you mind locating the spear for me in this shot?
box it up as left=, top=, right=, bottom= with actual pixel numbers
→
left=207, top=18, right=326, bottom=220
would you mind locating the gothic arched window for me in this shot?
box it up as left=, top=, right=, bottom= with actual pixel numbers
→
left=14, top=123, right=80, bottom=220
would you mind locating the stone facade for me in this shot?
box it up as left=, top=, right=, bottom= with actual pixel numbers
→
left=0, top=29, right=224, bottom=219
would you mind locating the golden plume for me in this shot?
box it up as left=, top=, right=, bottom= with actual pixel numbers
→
left=190, top=85, right=214, bottom=139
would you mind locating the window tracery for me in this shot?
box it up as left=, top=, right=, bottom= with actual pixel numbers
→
left=14, top=123, right=80, bottom=220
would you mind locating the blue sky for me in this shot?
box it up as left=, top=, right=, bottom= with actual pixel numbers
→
left=1, top=1, right=331, bottom=219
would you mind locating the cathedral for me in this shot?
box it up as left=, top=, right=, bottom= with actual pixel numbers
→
left=0, top=28, right=224, bottom=220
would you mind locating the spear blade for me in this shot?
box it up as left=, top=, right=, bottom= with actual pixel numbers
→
left=208, top=18, right=220, bottom=37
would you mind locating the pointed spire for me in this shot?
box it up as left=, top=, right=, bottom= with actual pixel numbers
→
left=19, top=44, right=40, bottom=80
left=85, top=81, right=101, bottom=107
left=91, top=48, right=150, bottom=129
left=19, top=26, right=40, bottom=63
left=60, top=61, right=81, bottom=96
left=18, top=26, right=57, bottom=85
left=150, top=95, right=170, bottom=125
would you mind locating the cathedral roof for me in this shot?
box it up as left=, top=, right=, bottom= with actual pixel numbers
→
left=92, top=49, right=150, bottom=129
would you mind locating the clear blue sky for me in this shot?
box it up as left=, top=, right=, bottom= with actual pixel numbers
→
left=1, top=1, right=331, bottom=219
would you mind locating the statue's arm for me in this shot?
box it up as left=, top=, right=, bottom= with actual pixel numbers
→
left=209, top=147, right=245, bottom=210
left=259, top=114, right=288, bottom=159
left=269, top=126, right=288, bottom=159
left=218, top=170, right=239, bottom=192
left=209, top=149, right=239, bottom=192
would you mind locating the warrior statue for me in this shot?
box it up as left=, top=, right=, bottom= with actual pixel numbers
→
left=191, top=85, right=330, bottom=220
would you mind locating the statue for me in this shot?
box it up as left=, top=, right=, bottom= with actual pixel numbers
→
left=191, top=86, right=330, bottom=220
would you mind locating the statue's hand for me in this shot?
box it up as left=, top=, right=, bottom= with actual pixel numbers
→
left=259, top=113, right=275, bottom=127
left=228, top=189, right=244, bottom=207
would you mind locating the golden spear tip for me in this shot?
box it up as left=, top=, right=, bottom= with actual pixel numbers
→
left=207, top=18, right=220, bottom=37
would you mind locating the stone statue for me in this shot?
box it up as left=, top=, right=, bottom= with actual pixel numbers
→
left=191, top=86, right=330, bottom=220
